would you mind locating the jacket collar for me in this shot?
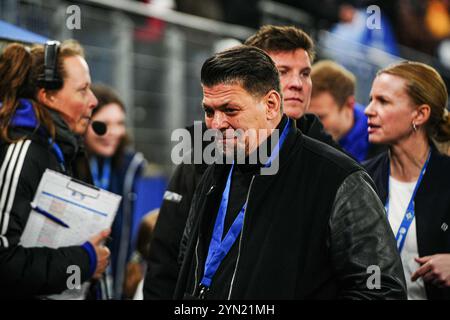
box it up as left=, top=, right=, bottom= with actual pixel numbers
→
left=48, top=108, right=79, bottom=162
left=209, top=115, right=302, bottom=184
left=10, top=99, right=39, bottom=129
left=416, top=143, right=450, bottom=197
left=4, top=98, right=79, bottom=161
left=373, top=142, right=448, bottom=204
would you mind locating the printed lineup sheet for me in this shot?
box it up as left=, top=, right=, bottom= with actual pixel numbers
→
left=20, top=169, right=121, bottom=249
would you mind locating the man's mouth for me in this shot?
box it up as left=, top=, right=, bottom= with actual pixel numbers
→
left=284, top=97, right=304, bottom=103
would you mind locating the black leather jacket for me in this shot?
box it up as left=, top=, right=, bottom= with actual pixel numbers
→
left=177, top=114, right=346, bottom=269
left=328, top=170, right=407, bottom=299
left=175, top=118, right=407, bottom=299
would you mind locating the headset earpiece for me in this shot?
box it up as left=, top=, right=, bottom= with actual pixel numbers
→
left=37, top=40, right=63, bottom=90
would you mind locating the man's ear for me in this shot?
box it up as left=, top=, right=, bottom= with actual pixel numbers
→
left=413, top=104, right=431, bottom=126
left=37, top=88, right=57, bottom=109
left=344, top=95, right=355, bottom=111
left=265, top=90, right=282, bottom=120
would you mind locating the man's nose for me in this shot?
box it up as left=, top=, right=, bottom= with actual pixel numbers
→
left=211, top=112, right=228, bottom=129
left=287, top=74, right=303, bottom=90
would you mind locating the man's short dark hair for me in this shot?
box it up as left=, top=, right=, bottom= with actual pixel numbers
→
left=201, top=45, right=281, bottom=98
left=245, top=25, right=315, bottom=62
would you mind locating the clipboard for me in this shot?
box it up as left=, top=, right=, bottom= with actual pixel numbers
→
left=20, top=169, right=122, bottom=249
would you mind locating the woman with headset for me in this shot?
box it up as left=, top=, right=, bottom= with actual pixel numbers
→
left=0, top=40, right=110, bottom=298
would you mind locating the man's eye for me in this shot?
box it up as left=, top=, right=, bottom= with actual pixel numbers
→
left=224, top=108, right=237, bottom=114
left=204, top=109, right=214, bottom=117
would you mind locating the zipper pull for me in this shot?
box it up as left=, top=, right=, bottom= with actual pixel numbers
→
left=198, top=284, right=209, bottom=299
left=206, top=185, right=216, bottom=196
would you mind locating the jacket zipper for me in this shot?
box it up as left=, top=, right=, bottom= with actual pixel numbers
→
left=227, top=175, right=255, bottom=300
left=192, top=185, right=215, bottom=297
left=192, top=236, right=201, bottom=297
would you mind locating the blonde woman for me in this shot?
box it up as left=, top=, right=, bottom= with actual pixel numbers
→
left=364, top=61, right=450, bottom=299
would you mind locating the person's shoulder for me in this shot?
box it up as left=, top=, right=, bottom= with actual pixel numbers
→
left=1, top=137, right=49, bottom=161
left=432, top=145, right=450, bottom=163
left=429, top=146, right=450, bottom=178
left=297, top=113, right=325, bottom=139
left=119, top=150, right=147, bottom=174
left=297, top=113, right=345, bottom=152
left=0, top=138, right=50, bottom=187
left=299, top=133, right=362, bottom=173
left=422, top=146, right=450, bottom=195
left=296, top=113, right=319, bottom=130
left=362, top=151, right=388, bottom=173
left=123, top=149, right=145, bottom=163
left=167, top=161, right=199, bottom=191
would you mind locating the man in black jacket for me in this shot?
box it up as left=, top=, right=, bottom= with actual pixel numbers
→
left=173, top=45, right=405, bottom=299
left=144, top=26, right=345, bottom=299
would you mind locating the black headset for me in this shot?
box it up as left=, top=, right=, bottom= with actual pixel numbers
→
left=37, top=40, right=63, bottom=90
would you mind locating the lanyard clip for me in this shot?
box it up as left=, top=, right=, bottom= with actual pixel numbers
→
left=198, top=284, right=209, bottom=299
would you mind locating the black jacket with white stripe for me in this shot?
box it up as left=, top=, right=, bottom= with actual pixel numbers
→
left=0, top=99, right=94, bottom=298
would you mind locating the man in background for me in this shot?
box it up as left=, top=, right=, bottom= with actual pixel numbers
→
left=309, top=60, right=384, bottom=162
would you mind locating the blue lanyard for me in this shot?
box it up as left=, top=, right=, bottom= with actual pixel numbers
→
left=90, top=157, right=111, bottom=190
left=200, top=118, right=291, bottom=289
left=49, top=138, right=66, bottom=173
left=385, top=151, right=431, bottom=253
